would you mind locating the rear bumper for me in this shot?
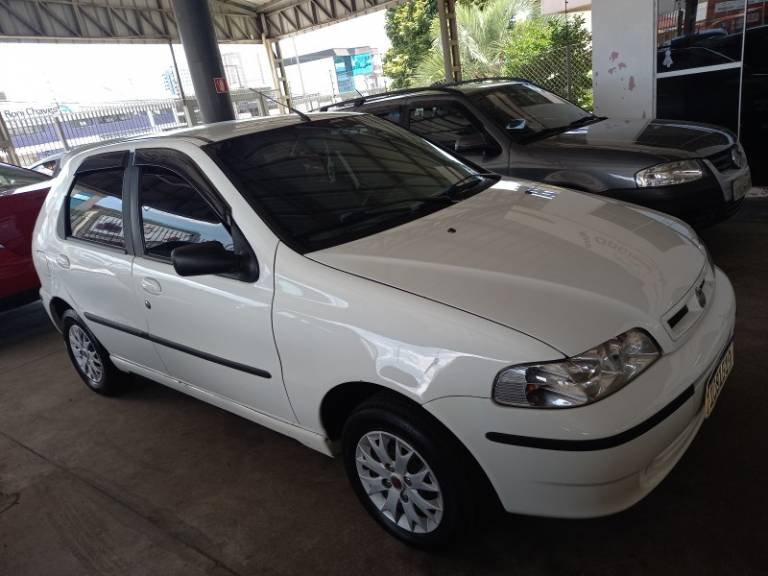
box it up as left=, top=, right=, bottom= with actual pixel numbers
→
left=601, top=167, right=750, bottom=227
left=424, top=267, right=736, bottom=518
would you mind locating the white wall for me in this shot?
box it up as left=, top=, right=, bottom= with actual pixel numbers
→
left=541, top=0, right=592, bottom=15
left=591, top=0, right=655, bottom=119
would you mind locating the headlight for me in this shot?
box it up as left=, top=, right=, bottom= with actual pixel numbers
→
left=635, top=160, right=704, bottom=187
left=493, top=329, right=660, bottom=408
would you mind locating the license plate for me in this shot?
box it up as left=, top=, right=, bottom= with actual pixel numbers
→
left=733, top=174, right=751, bottom=201
left=704, top=341, right=734, bottom=418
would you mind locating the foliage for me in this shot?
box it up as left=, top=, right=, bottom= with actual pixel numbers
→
left=504, top=14, right=593, bottom=109
left=382, top=0, right=437, bottom=89
left=383, top=0, right=593, bottom=109
left=412, top=0, right=534, bottom=86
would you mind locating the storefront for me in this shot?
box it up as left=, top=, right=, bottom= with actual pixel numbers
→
left=593, top=0, right=767, bottom=184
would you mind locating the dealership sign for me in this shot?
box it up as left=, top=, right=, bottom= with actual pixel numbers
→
left=1, top=104, right=75, bottom=119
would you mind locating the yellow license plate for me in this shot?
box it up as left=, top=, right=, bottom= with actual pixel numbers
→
left=705, top=341, right=734, bottom=418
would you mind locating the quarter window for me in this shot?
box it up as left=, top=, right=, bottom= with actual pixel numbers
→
left=373, top=108, right=402, bottom=124
left=139, top=166, right=234, bottom=260
left=68, top=169, right=126, bottom=249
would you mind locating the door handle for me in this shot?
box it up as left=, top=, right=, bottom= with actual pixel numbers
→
left=141, top=277, right=163, bottom=295
left=56, top=254, right=70, bottom=269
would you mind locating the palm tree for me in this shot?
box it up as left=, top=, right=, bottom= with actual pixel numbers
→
left=414, top=0, right=535, bottom=85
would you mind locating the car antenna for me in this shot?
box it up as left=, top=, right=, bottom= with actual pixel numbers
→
left=248, top=88, right=312, bottom=122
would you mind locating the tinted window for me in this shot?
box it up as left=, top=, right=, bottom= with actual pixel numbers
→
left=656, top=0, right=745, bottom=73
left=139, top=166, right=233, bottom=260
left=68, top=169, right=125, bottom=249
left=408, top=103, right=483, bottom=151
left=206, top=115, right=494, bottom=252
left=473, top=83, right=591, bottom=141
left=373, top=108, right=402, bottom=124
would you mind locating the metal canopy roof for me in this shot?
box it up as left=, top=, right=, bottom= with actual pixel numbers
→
left=0, top=0, right=397, bottom=42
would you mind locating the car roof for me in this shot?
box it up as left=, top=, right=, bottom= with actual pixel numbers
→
left=133, top=111, right=357, bottom=144
left=59, top=112, right=361, bottom=165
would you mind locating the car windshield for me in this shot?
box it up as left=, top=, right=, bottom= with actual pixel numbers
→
left=0, top=163, right=48, bottom=192
left=473, top=82, right=596, bottom=143
left=206, top=115, right=497, bottom=252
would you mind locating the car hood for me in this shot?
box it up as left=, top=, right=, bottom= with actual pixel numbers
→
left=308, top=180, right=707, bottom=356
left=534, top=118, right=736, bottom=161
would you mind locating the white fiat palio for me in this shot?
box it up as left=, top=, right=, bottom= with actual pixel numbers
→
left=32, top=113, right=735, bottom=547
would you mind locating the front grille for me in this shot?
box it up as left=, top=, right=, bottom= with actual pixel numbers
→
left=662, top=267, right=714, bottom=341
left=708, top=147, right=736, bottom=172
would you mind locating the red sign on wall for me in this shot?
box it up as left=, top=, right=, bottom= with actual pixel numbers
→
left=213, top=77, right=229, bottom=94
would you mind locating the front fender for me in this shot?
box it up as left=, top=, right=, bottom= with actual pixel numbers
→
left=272, top=244, right=562, bottom=433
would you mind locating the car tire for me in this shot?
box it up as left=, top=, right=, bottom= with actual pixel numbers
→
left=342, top=394, right=475, bottom=548
left=62, top=309, right=127, bottom=396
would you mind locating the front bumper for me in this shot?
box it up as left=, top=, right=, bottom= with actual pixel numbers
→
left=601, top=165, right=751, bottom=227
left=424, top=267, right=736, bottom=518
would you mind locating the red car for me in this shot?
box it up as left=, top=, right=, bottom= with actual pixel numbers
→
left=0, top=162, right=51, bottom=311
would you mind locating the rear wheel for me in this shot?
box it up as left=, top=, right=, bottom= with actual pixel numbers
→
left=342, top=395, right=474, bottom=548
left=62, top=310, right=126, bottom=395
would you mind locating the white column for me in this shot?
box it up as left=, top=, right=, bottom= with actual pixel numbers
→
left=591, top=0, right=655, bottom=119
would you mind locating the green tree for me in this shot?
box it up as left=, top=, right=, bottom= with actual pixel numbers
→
left=504, top=14, right=593, bottom=109
left=382, top=0, right=437, bottom=88
left=412, top=0, right=534, bottom=86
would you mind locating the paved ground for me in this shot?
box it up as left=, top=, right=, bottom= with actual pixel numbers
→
left=1, top=198, right=767, bottom=576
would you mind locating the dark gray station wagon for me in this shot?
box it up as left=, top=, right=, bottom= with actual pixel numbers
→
left=323, top=78, right=751, bottom=226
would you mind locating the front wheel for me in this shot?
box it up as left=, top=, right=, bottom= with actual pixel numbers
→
left=342, top=395, right=475, bottom=548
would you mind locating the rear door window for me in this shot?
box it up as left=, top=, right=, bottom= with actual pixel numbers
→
left=67, top=168, right=126, bottom=249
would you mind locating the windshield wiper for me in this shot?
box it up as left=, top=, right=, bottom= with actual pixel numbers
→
left=520, top=115, right=607, bottom=144
left=337, top=195, right=456, bottom=226
left=437, top=173, right=499, bottom=200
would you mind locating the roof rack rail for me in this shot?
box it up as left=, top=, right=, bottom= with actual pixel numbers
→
left=433, top=76, right=529, bottom=87
left=317, top=77, right=534, bottom=112
left=317, top=85, right=462, bottom=112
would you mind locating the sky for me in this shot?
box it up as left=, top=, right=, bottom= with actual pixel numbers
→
left=0, top=11, right=390, bottom=106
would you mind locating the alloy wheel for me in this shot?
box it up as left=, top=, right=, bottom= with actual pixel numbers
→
left=68, top=324, right=104, bottom=384
left=355, top=431, right=444, bottom=534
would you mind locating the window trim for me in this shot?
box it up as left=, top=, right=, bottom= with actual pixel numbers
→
left=129, top=149, right=259, bottom=282
left=64, top=160, right=130, bottom=254
left=134, top=163, right=235, bottom=264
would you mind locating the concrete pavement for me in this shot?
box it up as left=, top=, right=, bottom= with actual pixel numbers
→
left=1, top=198, right=767, bottom=576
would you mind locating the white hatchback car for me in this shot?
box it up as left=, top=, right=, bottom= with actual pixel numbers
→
left=33, top=113, right=736, bottom=547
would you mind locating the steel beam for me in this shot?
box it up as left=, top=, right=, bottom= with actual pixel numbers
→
left=0, top=0, right=404, bottom=42
left=0, top=0, right=263, bottom=42
left=437, top=0, right=461, bottom=83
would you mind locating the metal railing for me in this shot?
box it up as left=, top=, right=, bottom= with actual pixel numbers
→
left=1, top=99, right=186, bottom=167
left=0, top=85, right=389, bottom=168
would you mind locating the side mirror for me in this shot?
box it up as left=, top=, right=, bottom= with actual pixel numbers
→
left=171, top=241, right=241, bottom=277
left=454, top=132, right=490, bottom=154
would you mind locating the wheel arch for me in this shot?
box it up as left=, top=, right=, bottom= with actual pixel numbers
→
left=49, top=296, right=73, bottom=331
left=319, top=381, right=502, bottom=511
